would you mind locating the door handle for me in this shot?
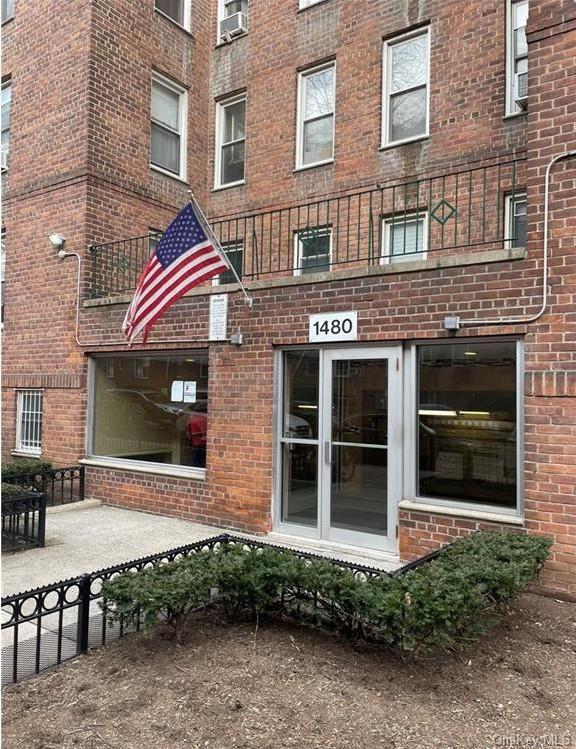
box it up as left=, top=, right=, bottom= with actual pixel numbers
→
left=324, top=440, right=332, bottom=465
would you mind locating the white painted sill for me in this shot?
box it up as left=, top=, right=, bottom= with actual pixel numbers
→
left=150, top=164, right=188, bottom=184
left=80, top=457, right=206, bottom=481
left=12, top=450, right=42, bottom=458
left=398, top=499, right=524, bottom=526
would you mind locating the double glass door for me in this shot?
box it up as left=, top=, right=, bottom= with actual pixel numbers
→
left=278, top=347, right=401, bottom=552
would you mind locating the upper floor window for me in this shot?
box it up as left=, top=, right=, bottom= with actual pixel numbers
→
left=294, top=226, right=332, bottom=275
left=1, top=0, right=14, bottom=23
left=382, top=28, right=429, bottom=147
left=506, top=0, right=528, bottom=114
left=1, top=228, right=5, bottom=325
left=1, top=80, right=11, bottom=172
left=218, top=0, right=248, bottom=43
left=150, top=73, right=187, bottom=180
left=299, top=0, right=325, bottom=8
left=154, top=0, right=190, bottom=31
left=215, top=94, right=246, bottom=189
left=16, top=390, right=43, bottom=456
left=213, top=242, right=243, bottom=285
left=382, top=211, right=428, bottom=264
left=296, top=63, right=335, bottom=169
left=505, top=193, right=526, bottom=248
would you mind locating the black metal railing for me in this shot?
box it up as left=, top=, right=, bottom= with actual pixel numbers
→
left=89, top=158, right=526, bottom=299
left=4, top=466, right=85, bottom=507
left=1, top=492, right=46, bottom=553
left=1, top=533, right=445, bottom=686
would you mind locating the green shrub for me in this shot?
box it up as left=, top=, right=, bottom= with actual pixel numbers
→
left=1, top=482, right=34, bottom=501
left=101, top=532, right=552, bottom=652
left=2, top=458, right=53, bottom=482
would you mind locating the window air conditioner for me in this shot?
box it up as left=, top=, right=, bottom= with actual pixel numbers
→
left=515, top=72, right=528, bottom=108
left=220, top=11, right=248, bottom=40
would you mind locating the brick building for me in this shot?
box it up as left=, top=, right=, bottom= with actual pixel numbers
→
left=2, top=0, right=575, bottom=596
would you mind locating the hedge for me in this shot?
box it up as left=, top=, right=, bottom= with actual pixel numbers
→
left=1, top=483, right=36, bottom=501
left=2, top=458, right=53, bottom=482
left=101, top=531, right=552, bottom=652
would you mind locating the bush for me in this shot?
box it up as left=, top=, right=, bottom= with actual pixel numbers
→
left=101, top=532, right=552, bottom=652
left=2, top=458, right=53, bottom=482
left=1, top=483, right=36, bottom=501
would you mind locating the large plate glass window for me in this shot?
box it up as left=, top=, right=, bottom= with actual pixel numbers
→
left=91, top=353, right=209, bottom=470
left=297, top=63, right=335, bottom=168
left=151, top=73, right=187, bottom=179
left=383, top=29, right=429, bottom=146
left=216, top=95, right=246, bottom=188
left=294, top=226, right=331, bottom=275
left=506, top=0, right=528, bottom=114
left=381, top=211, right=428, bottom=263
left=16, top=390, right=43, bottom=455
left=417, top=341, right=518, bottom=510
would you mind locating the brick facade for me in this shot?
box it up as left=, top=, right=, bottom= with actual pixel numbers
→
left=2, top=0, right=575, bottom=596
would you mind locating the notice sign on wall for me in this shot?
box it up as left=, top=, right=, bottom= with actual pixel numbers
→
left=209, top=294, right=228, bottom=341
left=309, top=311, right=358, bottom=343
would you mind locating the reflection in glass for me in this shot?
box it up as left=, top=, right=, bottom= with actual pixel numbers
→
left=283, top=350, right=319, bottom=439
left=282, top=443, right=317, bottom=525
left=332, top=359, right=388, bottom=445
left=391, top=35, right=428, bottom=92
left=92, top=353, right=209, bottom=468
left=418, top=342, right=517, bottom=507
left=296, top=227, right=331, bottom=274
left=331, top=446, right=387, bottom=534
left=390, top=87, right=427, bottom=142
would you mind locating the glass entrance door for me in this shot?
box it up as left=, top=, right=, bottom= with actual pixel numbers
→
left=278, top=347, right=401, bottom=553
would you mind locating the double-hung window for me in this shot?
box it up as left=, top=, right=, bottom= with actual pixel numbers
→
left=218, top=0, right=248, bottom=42
left=296, top=63, right=335, bottom=169
left=154, top=0, right=190, bottom=30
left=150, top=73, right=187, bottom=180
left=382, top=211, right=428, bottom=264
left=382, top=28, right=429, bottom=147
left=213, top=242, right=243, bottom=285
left=215, top=95, right=246, bottom=188
left=294, top=226, right=331, bottom=275
left=1, top=79, right=11, bottom=172
left=506, top=0, right=528, bottom=114
left=16, top=390, right=43, bottom=455
left=505, top=193, right=527, bottom=248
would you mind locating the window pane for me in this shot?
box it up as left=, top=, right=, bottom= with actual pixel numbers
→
left=218, top=244, right=243, bottom=284
left=298, top=229, right=331, bottom=273
left=388, top=218, right=425, bottom=261
left=512, top=199, right=527, bottom=248
left=223, top=100, right=245, bottom=143
left=151, top=123, right=180, bottom=173
left=225, top=0, right=247, bottom=15
left=389, top=87, right=427, bottom=142
left=302, top=114, right=333, bottom=164
left=390, top=34, right=428, bottom=93
left=151, top=83, right=179, bottom=131
left=282, top=443, right=318, bottom=525
left=418, top=342, right=517, bottom=508
left=221, top=141, right=245, bottom=184
left=1, top=84, right=11, bottom=134
left=155, top=0, right=183, bottom=24
left=283, top=350, right=319, bottom=439
left=513, top=0, right=528, bottom=30
left=92, top=354, right=209, bottom=469
left=304, top=67, right=334, bottom=119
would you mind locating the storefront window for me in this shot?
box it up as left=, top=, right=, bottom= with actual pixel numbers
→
left=418, top=341, right=518, bottom=509
left=91, top=353, right=209, bottom=470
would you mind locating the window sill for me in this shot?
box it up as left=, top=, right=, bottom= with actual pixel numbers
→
left=154, top=9, right=193, bottom=37
left=215, top=32, right=248, bottom=49
left=380, top=135, right=429, bottom=151
left=212, top=180, right=246, bottom=192
left=293, top=160, right=334, bottom=173
left=297, top=0, right=332, bottom=13
left=503, top=111, right=527, bottom=121
left=150, top=164, right=188, bottom=184
left=398, top=499, right=524, bottom=526
left=12, top=450, right=42, bottom=458
left=81, top=457, right=206, bottom=481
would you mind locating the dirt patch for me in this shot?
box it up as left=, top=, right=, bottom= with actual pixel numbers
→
left=3, top=593, right=575, bottom=749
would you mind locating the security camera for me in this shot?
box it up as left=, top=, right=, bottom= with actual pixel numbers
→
left=48, top=233, right=66, bottom=250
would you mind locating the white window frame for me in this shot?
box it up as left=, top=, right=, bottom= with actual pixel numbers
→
left=150, top=72, right=188, bottom=182
left=293, top=226, right=332, bottom=276
left=154, top=0, right=191, bottom=32
left=212, top=241, right=244, bottom=285
left=15, top=390, right=43, bottom=456
left=381, top=211, right=428, bottom=264
left=381, top=27, right=430, bottom=148
left=1, top=79, right=11, bottom=172
left=217, top=0, right=248, bottom=44
left=295, top=62, right=336, bottom=170
left=504, top=192, right=527, bottom=249
left=402, top=338, right=524, bottom=520
left=505, top=0, right=529, bottom=116
left=298, top=0, right=326, bottom=9
left=214, top=93, right=246, bottom=190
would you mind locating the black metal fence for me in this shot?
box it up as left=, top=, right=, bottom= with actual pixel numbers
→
left=89, top=158, right=526, bottom=299
left=1, top=533, right=444, bottom=686
left=1, top=492, right=46, bottom=553
left=4, top=466, right=85, bottom=507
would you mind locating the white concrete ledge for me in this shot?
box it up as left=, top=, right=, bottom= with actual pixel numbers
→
left=398, top=499, right=524, bottom=526
left=80, top=457, right=206, bottom=481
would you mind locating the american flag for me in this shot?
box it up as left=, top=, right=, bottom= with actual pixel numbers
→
left=122, top=201, right=229, bottom=344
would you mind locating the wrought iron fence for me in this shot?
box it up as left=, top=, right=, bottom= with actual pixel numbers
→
left=1, top=492, right=46, bottom=553
left=1, top=532, right=444, bottom=686
left=4, top=466, right=85, bottom=507
left=89, top=158, right=526, bottom=299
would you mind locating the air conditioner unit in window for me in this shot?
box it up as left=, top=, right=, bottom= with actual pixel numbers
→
left=515, top=72, right=528, bottom=108
left=220, top=11, right=248, bottom=40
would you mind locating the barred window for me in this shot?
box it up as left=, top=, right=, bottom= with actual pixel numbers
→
left=16, top=390, right=43, bottom=454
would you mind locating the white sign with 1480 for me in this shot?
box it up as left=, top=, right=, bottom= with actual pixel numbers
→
left=308, top=311, right=358, bottom=343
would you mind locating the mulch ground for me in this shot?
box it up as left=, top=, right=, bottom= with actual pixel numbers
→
left=2, top=593, right=575, bottom=749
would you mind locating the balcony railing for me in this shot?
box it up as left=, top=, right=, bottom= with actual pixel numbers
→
left=89, top=158, right=526, bottom=299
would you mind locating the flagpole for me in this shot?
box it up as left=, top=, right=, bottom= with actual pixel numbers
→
left=187, top=190, right=253, bottom=309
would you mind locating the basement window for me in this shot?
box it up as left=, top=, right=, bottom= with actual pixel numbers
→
left=90, top=353, right=209, bottom=472
left=15, top=390, right=43, bottom=456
